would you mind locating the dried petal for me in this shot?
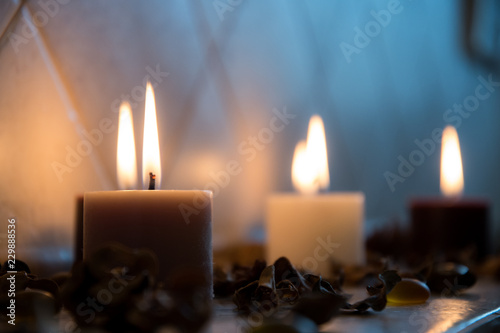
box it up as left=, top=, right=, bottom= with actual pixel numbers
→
left=273, top=257, right=309, bottom=293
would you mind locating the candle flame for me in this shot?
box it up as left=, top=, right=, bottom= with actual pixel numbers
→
left=292, top=115, right=330, bottom=194
left=142, top=81, right=162, bottom=188
left=116, top=101, right=137, bottom=190
left=440, top=125, right=463, bottom=197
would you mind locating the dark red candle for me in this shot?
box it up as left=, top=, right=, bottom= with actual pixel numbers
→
left=410, top=198, right=489, bottom=259
left=410, top=126, right=490, bottom=260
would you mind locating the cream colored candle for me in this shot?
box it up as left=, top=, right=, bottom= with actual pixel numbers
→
left=267, top=115, right=365, bottom=278
left=267, top=193, right=364, bottom=276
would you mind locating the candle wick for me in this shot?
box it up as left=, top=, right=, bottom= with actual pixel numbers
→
left=148, top=172, right=156, bottom=190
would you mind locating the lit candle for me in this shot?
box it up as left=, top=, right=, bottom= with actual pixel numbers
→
left=410, top=126, right=489, bottom=259
left=83, top=83, right=213, bottom=295
left=267, top=115, right=365, bottom=278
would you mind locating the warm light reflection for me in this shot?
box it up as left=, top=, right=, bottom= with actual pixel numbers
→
left=116, top=101, right=137, bottom=190
left=440, top=125, right=463, bottom=197
left=292, top=115, right=330, bottom=194
left=142, top=81, right=162, bottom=188
left=426, top=298, right=472, bottom=333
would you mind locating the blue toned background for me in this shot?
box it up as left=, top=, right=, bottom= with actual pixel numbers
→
left=0, top=0, right=499, bottom=268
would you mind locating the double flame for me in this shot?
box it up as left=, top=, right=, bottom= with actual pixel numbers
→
left=292, top=115, right=330, bottom=195
left=117, top=82, right=161, bottom=190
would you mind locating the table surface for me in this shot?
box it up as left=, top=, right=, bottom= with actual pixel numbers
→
left=209, top=278, right=500, bottom=333
left=6, top=277, right=496, bottom=332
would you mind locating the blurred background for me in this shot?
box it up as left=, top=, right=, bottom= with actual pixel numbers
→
left=0, top=0, right=499, bottom=270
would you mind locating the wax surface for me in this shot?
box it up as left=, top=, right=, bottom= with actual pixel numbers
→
left=84, top=190, right=213, bottom=294
left=410, top=197, right=489, bottom=258
left=266, top=193, right=365, bottom=278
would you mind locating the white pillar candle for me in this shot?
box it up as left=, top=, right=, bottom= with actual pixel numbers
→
left=266, top=115, right=365, bottom=278
left=267, top=193, right=364, bottom=276
left=83, top=84, right=213, bottom=295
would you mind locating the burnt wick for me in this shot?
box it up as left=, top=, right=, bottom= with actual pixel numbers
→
left=148, top=172, right=156, bottom=190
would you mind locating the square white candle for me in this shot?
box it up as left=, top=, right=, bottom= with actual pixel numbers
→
left=267, top=193, right=365, bottom=278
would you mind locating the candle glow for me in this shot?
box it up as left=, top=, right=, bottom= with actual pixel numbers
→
left=268, top=114, right=364, bottom=272
left=142, top=81, right=162, bottom=188
left=292, top=115, right=330, bottom=194
left=116, top=101, right=137, bottom=190
left=85, top=80, right=213, bottom=296
left=440, top=125, right=464, bottom=197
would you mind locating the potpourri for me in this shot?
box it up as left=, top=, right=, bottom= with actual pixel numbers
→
left=1, top=243, right=493, bottom=332
left=0, top=244, right=211, bottom=333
